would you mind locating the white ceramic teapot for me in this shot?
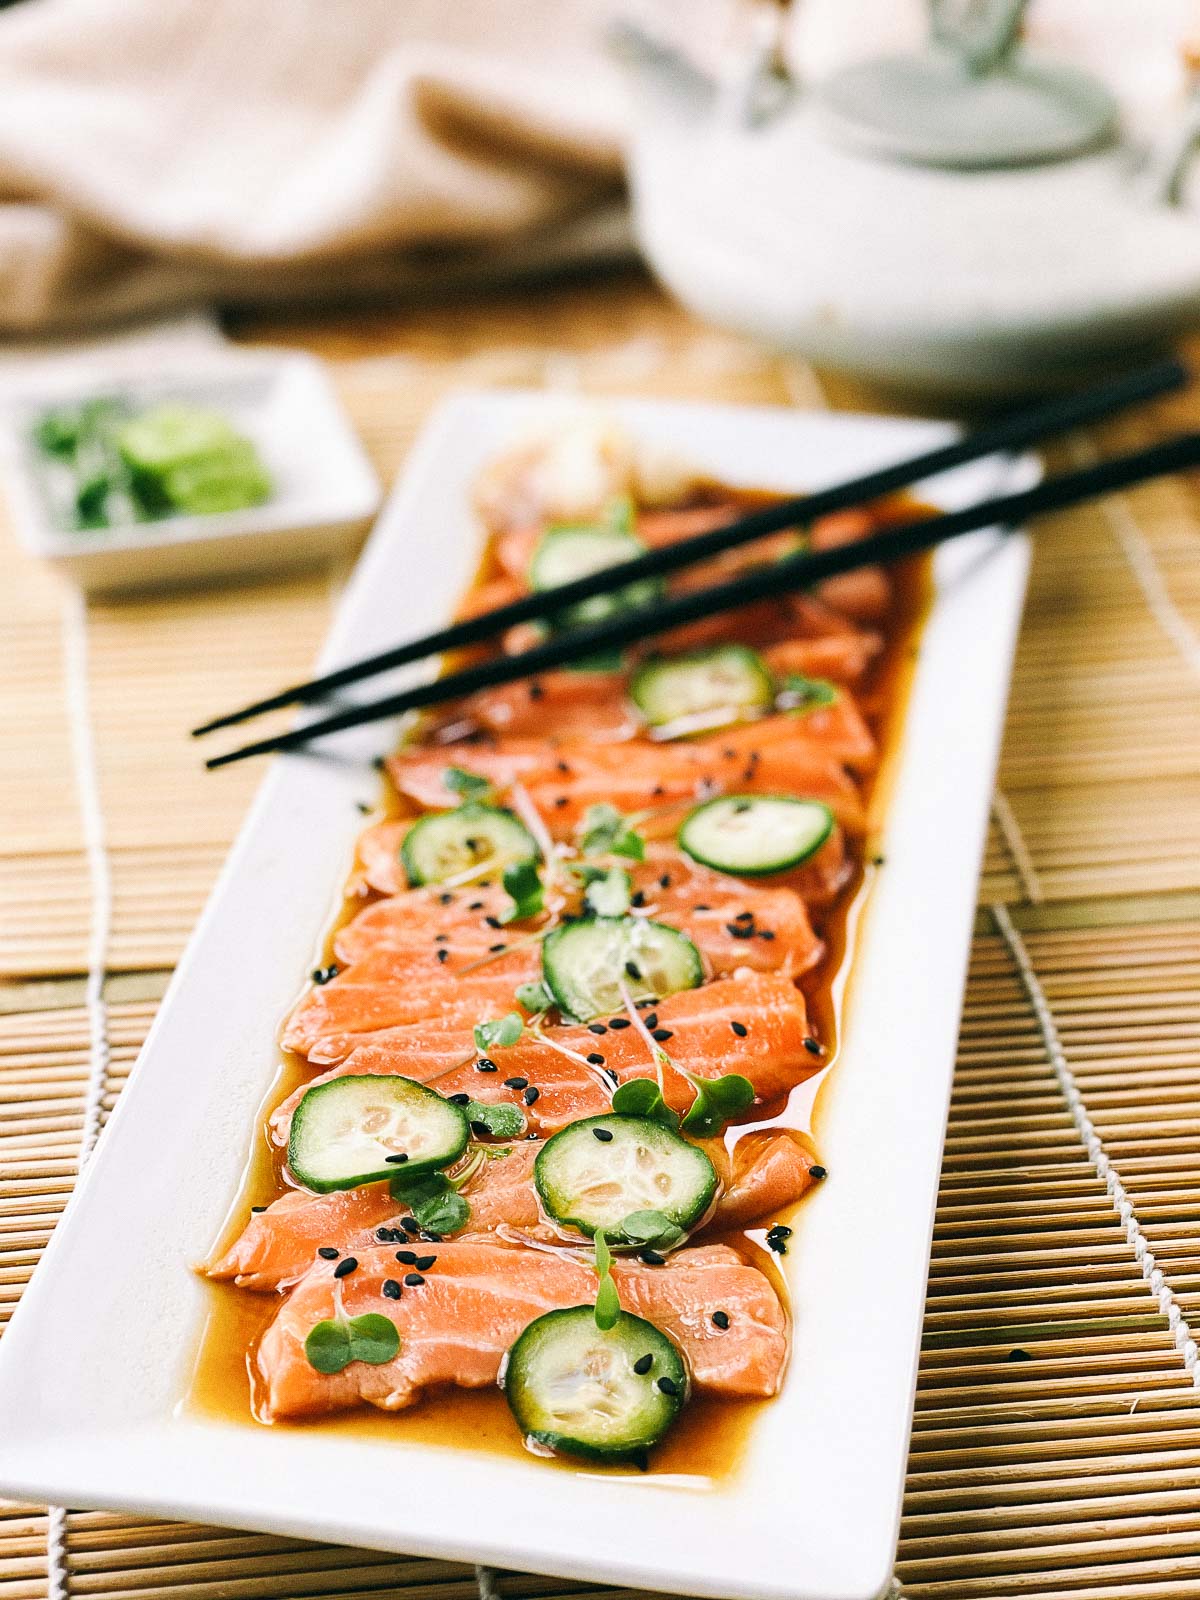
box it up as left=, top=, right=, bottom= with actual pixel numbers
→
left=616, top=0, right=1200, bottom=396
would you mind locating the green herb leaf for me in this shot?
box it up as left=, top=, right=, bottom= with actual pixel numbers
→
left=474, top=1011, right=526, bottom=1051
left=515, top=979, right=553, bottom=1013
left=465, top=1100, right=526, bottom=1139
left=579, top=803, right=645, bottom=861
left=621, top=1208, right=686, bottom=1250
left=500, top=859, right=544, bottom=924
left=680, top=1071, right=755, bottom=1137
left=777, top=675, right=838, bottom=713
left=583, top=865, right=632, bottom=918
left=304, top=1318, right=353, bottom=1373
left=604, top=494, right=636, bottom=534
left=610, top=1078, right=681, bottom=1132
left=593, top=1229, right=621, bottom=1331
left=347, top=1313, right=401, bottom=1366
left=443, top=765, right=493, bottom=802
left=388, top=1171, right=471, bottom=1235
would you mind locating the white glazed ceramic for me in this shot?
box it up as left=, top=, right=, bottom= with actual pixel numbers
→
left=618, top=23, right=1200, bottom=395
left=0, top=351, right=380, bottom=591
left=0, top=394, right=1034, bottom=1600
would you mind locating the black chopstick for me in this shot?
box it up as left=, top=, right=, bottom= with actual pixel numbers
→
left=205, top=430, right=1200, bottom=770
left=192, top=357, right=1188, bottom=738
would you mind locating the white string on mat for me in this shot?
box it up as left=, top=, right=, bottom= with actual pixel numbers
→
left=1070, top=433, right=1200, bottom=681
left=990, top=790, right=1044, bottom=905
left=47, top=589, right=115, bottom=1600
left=992, top=902, right=1200, bottom=1388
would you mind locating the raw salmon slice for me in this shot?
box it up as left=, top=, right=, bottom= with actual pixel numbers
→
left=457, top=671, right=640, bottom=743
left=390, top=734, right=864, bottom=834
left=256, top=1240, right=787, bottom=1418
left=760, top=635, right=881, bottom=689
left=335, top=846, right=821, bottom=978
left=271, top=970, right=817, bottom=1144
left=208, top=1128, right=815, bottom=1294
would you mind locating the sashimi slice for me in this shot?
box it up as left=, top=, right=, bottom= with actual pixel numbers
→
left=390, top=734, right=864, bottom=834
left=256, top=1240, right=787, bottom=1418
left=272, top=971, right=817, bottom=1145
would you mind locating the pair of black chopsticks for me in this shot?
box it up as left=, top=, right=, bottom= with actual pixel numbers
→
left=197, top=358, right=1196, bottom=770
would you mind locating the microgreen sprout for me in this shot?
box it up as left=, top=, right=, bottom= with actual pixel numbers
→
left=776, top=675, right=838, bottom=713
left=593, top=1228, right=621, bottom=1331
left=578, top=803, right=645, bottom=861
left=680, top=1070, right=755, bottom=1137
left=442, top=765, right=494, bottom=802
left=474, top=1011, right=526, bottom=1053
left=500, top=859, right=544, bottom=924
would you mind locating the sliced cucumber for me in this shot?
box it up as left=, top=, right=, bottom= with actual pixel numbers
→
left=678, top=794, right=835, bottom=877
left=529, top=524, right=662, bottom=629
left=535, top=1115, right=717, bottom=1242
left=542, top=916, right=703, bottom=1021
left=504, top=1306, right=687, bottom=1461
left=401, top=803, right=538, bottom=887
left=288, top=1075, right=468, bottom=1193
left=630, top=645, right=773, bottom=736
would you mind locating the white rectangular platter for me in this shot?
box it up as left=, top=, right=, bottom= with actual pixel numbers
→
left=0, top=393, right=1034, bottom=1600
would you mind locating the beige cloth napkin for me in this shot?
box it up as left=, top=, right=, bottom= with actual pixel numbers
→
left=0, top=0, right=642, bottom=334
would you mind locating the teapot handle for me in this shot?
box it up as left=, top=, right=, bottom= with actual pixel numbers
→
left=1140, top=85, right=1200, bottom=207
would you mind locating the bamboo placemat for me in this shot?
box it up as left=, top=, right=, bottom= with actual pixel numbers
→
left=1, top=270, right=1198, bottom=1600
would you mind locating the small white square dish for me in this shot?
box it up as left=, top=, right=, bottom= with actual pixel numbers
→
left=0, top=393, right=1033, bottom=1600
left=0, top=350, right=380, bottom=592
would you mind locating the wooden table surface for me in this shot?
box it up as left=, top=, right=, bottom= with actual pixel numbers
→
left=1, top=267, right=1199, bottom=1600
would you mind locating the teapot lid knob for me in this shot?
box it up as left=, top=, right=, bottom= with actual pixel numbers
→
left=815, top=0, right=1117, bottom=168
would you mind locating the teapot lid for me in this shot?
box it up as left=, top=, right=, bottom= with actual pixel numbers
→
left=815, top=0, right=1118, bottom=169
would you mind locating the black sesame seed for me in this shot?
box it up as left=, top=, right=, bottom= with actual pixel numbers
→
left=526, top=1131, right=541, bottom=1140
left=587, top=1052, right=606, bottom=1065
left=470, top=1120, right=490, bottom=1136
left=394, top=1249, right=418, bottom=1264
left=588, top=1022, right=608, bottom=1035
left=693, top=902, right=711, bottom=912
left=250, top=1205, right=267, bottom=1214
left=436, top=949, right=449, bottom=963
left=385, top=1151, right=410, bottom=1164
left=651, top=785, right=665, bottom=798
left=656, top=1375, right=680, bottom=1396
left=659, top=875, right=671, bottom=889
left=468, top=900, right=485, bottom=911
left=317, top=1246, right=339, bottom=1260
left=438, top=891, right=454, bottom=905
left=711, top=1310, right=731, bottom=1330
left=357, top=800, right=373, bottom=814
left=376, top=1227, right=393, bottom=1242
left=524, top=1085, right=540, bottom=1105
left=625, top=960, right=642, bottom=979
left=404, top=1272, right=426, bottom=1287
left=334, top=1257, right=358, bottom=1278
left=640, top=1248, right=666, bottom=1266
left=484, top=915, right=502, bottom=929
left=810, top=1164, right=828, bottom=1180
left=476, top=1058, right=498, bottom=1073
left=643, top=1013, right=659, bottom=1029
left=767, top=1224, right=793, bottom=1239
left=730, top=1021, right=748, bottom=1038
left=311, top=964, right=339, bottom=985
left=609, top=1017, right=631, bottom=1030
left=489, top=942, right=507, bottom=953
left=593, top=1127, right=615, bottom=1142
left=727, top=922, right=755, bottom=940
left=529, top=682, right=545, bottom=702
left=556, top=759, right=570, bottom=774
left=633, top=1353, right=654, bottom=1375
left=652, top=1028, right=673, bottom=1042
left=554, top=796, right=569, bottom=809
left=766, top=1236, right=788, bottom=1255
left=803, top=1038, right=824, bottom=1056
left=448, top=1092, right=471, bottom=1105
left=400, top=1217, right=419, bottom=1233
left=733, top=910, right=754, bottom=924
left=606, top=1068, right=620, bottom=1085
left=434, top=933, right=449, bottom=944
left=630, top=890, right=647, bottom=908
left=415, top=1254, right=437, bottom=1270
left=759, top=929, right=776, bottom=941
left=382, top=1279, right=403, bottom=1299
left=504, top=1076, right=528, bottom=1090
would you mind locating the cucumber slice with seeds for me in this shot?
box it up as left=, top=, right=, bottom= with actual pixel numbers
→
left=401, top=803, right=538, bottom=887
left=678, top=794, right=834, bottom=876
left=542, top=916, right=703, bottom=1021
left=529, top=525, right=662, bottom=628
left=535, top=1115, right=717, bottom=1242
left=289, top=1075, right=468, bottom=1193
left=504, top=1306, right=686, bottom=1461
left=630, top=645, right=773, bottom=736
